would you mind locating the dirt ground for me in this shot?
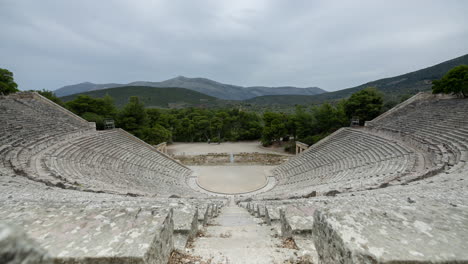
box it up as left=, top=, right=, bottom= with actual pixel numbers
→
left=167, top=141, right=288, bottom=155
left=191, top=165, right=274, bottom=194
left=170, top=142, right=286, bottom=194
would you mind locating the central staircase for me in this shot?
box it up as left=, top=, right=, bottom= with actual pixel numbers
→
left=179, top=199, right=311, bottom=264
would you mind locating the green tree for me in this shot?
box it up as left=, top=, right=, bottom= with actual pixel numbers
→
left=292, top=102, right=348, bottom=146
left=211, top=116, right=223, bottom=142
left=102, top=94, right=116, bottom=115
left=0, top=68, right=19, bottom=95
left=81, top=112, right=104, bottom=127
left=175, top=117, right=195, bottom=142
left=238, top=111, right=262, bottom=140
left=432, top=65, right=468, bottom=97
left=193, top=115, right=211, bottom=141
left=146, top=108, right=162, bottom=127
left=117, top=96, right=148, bottom=133
left=66, top=94, right=116, bottom=116
left=294, top=105, right=315, bottom=142
left=344, top=87, right=383, bottom=125
left=65, top=94, right=117, bottom=129
left=138, top=124, right=172, bottom=145
left=36, top=89, right=63, bottom=105
left=313, top=102, right=348, bottom=134
left=261, top=112, right=288, bottom=146
left=381, top=100, right=398, bottom=113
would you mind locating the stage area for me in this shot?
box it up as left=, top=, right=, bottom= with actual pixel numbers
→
left=168, top=141, right=287, bottom=155
left=191, top=165, right=273, bottom=194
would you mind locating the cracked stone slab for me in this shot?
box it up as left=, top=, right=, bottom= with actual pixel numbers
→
left=0, top=222, right=52, bottom=264
left=0, top=202, right=174, bottom=264
left=190, top=205, right=300, bottom=264
left=284, top=205, right=316, bottom=233
left=313, top=201, right=468, bottom=263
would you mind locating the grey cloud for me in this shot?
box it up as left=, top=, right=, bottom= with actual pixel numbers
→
left=0, top=0, right=467, bottom=92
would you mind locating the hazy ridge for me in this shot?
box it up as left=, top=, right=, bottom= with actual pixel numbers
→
left=55, top=76, right=326, bottom=100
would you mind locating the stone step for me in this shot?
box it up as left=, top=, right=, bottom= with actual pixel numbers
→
left=187, top=206, right=304, bottom=264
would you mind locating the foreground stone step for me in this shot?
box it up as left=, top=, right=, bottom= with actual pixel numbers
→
left=0, top=203, right=174, bottom=264
left=0, top=223, right=51, bottom=264
left=313, top=200, right=468, bottom=263
left=186, top=206, right=304, bottom=264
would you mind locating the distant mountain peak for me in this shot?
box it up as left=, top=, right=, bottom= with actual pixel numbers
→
left=54, top=76, right=326, bottom=99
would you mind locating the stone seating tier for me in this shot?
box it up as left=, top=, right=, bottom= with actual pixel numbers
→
left=1, top=92, right=468, bottom=263
left=366, top=96, right=468, bottom=174
left=0, top=170, right=227, bottom=263
left=0, top=93, right=201, bottom=198
left=262, top=128, right=419, bottom=198
left=241, top=166, right=468, bottom=263
left=38, top=129, right=198, bottom=197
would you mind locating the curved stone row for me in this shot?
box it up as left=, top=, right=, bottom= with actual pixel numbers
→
left=259, top=95, right=468, bottom=199
left=40, top=129, right=200, bottom=196
left=0, top=92, right=200, bottom=198
left=2, top=91, right=468, bottom=263
left=0, top=92, right=225, bottom=263
left=0, top=170, right=226, bottom=264
left=240, top=163, right=468, bottom=263
left=262, top=128, right=419, bottom=198
left=366, top=95, right=468, bottom=174
left=0, top=93, right=94, bottom=178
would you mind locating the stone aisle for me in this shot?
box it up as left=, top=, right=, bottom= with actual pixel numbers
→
left=186, top=199, right=302, bottom=264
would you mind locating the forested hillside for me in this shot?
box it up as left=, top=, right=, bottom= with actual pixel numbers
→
left=53, top=86, right=386, bottom=151
left=61, top=86, right=219, bottom=108
left=54, top=76, right=326, bottom=99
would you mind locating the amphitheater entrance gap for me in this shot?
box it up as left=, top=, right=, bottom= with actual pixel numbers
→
left=168, top=142, right=291, bottom=195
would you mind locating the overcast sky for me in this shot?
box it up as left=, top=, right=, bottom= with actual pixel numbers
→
left=1, top=0, right=467, bottom=92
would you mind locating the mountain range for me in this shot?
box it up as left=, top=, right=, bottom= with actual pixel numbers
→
left=56, top=53, right=468, bottom=107
left=54, top=76, right=326, bottom=100
left=60, top=86, right=219, bottom=108
left=246, top=53, right=468, bottom=105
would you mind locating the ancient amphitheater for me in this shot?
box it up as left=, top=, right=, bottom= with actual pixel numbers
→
left=1, top=91, right=467, bottom=263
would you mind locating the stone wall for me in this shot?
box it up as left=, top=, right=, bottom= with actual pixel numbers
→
left=155, top=142, right=168, bottom=154
left=174, top=152, right=290, bottom=165
left=295, top=141, right=309, bottom=155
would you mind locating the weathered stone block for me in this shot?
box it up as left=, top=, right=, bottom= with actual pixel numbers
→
left=312, top=203, right=468, bottom=263
left=0, top=222, right=52, bottom=264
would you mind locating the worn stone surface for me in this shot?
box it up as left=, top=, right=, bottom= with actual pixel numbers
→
left=0, top=173, right=226, bottom=263
left=0, top=202, right=174, bottom=263
left=261, top=96, right=468, bottom=200
left=0, top=223, right=52, bottom=264
left=2, top=92, right=468, bottom=263
left=171, top=204, right=199, bottom=251
left=313, top=200, right=468, bottom=263
left=189, top=204, right=301, bottom=264
left=0, top=93, right=203, bottom=198
left=281, top=206, right=315, bottom=238
left=250, top=170, right=468, bottom=263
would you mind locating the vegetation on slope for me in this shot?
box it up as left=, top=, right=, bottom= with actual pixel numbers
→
left=432, top=65, right=468, bottom=97
left=57, top=54, right=468, bottom=113
left=0, top=68, right=19, bottom=95
left=54, top=75, right=326, bottom=99
left=260, top=87, right=384, bottom=147
left=56, top=87, right=383, bottom=148
left=7, top=63, right=465, bottom=150
left=60, top=86, right=219, bottom=108
left=5, top=63, right=384, bottom=148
